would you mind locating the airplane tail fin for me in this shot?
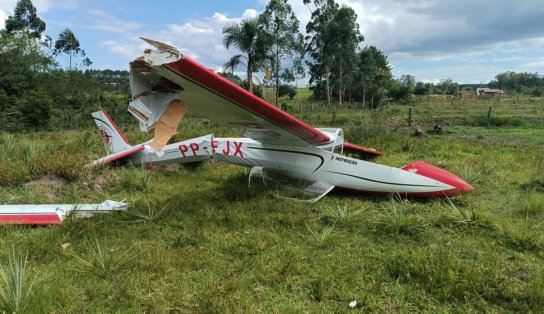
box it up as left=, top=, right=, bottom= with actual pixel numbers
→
left=92, top=110, right=131, bottom=153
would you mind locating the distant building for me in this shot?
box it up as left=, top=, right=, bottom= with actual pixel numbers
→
left=476, top=88, right=505, bottom=97
left=459, top=91, right=475, bottom=99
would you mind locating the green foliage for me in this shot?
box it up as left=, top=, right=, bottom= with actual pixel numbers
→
left=321, top=203, right=364, bottom=226
left=1, top=133, right=16, bottom=159
left=373, top=197, right=424, bottom=236
left=489, top=71, right=544, bottom=93
left=278, top=84, right=297, bottom=99
left=305, top=1, right=363, bottom=106
left=119, top=165, right=153, bottom=192
left=259, top=0, right=304, bottom=106
left=223, top=18, right=271, bottom=94
left=0, top=248, right=37, bottom=313
left=18, top=91, right=52, bottom=129
left=305, top=223, right=335, bottom=244
left=5, top=0, right=45, bottom=40
left=384, top=247, right=506, bottom=303
left=354, top=46, right=392, bottom=107
left=54, top=28, right=88, bottom=70
left=72, top=239, right=135, bottom=278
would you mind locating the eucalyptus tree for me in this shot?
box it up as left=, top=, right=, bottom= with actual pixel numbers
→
left=54, top=28, right=89, bottom=70
left=356, top=45, right=392, bottom=108
left=259, top=0, right=304, bottom=107
left=327, top=6, right=363, bottom=105
left=1, top=0, right=54, bottom=95
left=5, top=0, right=46, bottom=50
left=304, top=0, right=339, bottom=107
left=222, top=18, right=271, bottom=94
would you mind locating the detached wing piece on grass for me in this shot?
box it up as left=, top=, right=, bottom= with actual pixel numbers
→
left=0, top=200, right=128, bottom=225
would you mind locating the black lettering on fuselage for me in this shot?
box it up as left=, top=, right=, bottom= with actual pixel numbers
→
left=335, top=156, right=358, bottom=165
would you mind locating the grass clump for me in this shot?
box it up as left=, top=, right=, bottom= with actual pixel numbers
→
left=0, top=248, right=38, bottom=313
left=373, top=197, right=425, bottom=236
left=305, top=223, right=335, bottom=245
left=1, top=132, right=16, bottom=159
left=72, top=239, right=135, bottom=278
left=443, top=197, right=476, bottom=225
left=321, top=203, right=364, bottom=226
left=124, top=197, right=167, bottom=224
left=120, top=165, right=153, bottom=192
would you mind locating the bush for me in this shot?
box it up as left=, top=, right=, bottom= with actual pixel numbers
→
left=278, top=84, right=297, bottom=99
left=18, top=92, right=53, bottom=130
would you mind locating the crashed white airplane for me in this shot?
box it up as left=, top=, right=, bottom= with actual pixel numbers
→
left=95, top=38, right=473, bottom=202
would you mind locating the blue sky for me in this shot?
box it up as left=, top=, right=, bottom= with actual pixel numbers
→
left=1, top=0, right=544, bottom=84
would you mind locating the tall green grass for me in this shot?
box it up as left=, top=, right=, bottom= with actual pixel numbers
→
left=0, top=248, right=37, bottom=313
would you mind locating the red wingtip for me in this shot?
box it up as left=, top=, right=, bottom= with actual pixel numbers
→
left=402, top=161, right=473, bottom=197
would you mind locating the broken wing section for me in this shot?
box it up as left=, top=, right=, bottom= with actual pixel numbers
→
left=248, top=167, right=334, bottom=203
left=127, top=38, right=331, bottom=149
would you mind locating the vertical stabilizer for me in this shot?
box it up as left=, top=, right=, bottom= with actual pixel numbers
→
left=92, top=110, right=131, bottom=153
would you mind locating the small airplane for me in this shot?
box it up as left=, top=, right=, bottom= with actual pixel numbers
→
left=97, top=38, right=472, bottom=202
left=90, top=110, right=212, bottom=167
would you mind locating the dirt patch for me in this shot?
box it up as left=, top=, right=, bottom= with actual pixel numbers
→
left=24, top=175, right=68, bottom=188
left=89, top=173, right=120, bottom=193
left=22, top=175, right=68, bottom=202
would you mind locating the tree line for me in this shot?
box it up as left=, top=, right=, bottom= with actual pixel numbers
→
left=1, top=0, right=543, bottom=132
left=220, top=0, right=544, bottom=106
left=0, top=0, right=131, bottom=131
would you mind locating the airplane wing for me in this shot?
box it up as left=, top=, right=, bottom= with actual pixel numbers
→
left=343, top=141, right=383, bottom=157
left=127, top=38, right=331, bottom=148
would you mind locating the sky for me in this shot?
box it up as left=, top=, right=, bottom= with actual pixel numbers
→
left=1, top=0, right=544, bottom=85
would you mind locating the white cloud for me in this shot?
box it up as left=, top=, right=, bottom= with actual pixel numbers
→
left=89, top=9, right=143, bottom=34
left=241, top=9, right=258, bottom=19
left=0, top=8, right=6, bottom=29
left=98, top=39, right=147, bottom=61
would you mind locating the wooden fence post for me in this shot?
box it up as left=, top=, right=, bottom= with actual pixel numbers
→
left=408, top=107, right=413, bottom=127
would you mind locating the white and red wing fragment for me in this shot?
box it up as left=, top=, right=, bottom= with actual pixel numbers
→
left=129, top=38, right=331, bottom=149
left=0, top=200, right=128, bottom=225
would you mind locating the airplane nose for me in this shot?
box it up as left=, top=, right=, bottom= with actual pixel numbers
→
left=402, top=161, right=473, bottom=197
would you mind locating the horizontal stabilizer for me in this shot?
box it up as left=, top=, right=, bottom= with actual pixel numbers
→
left=89, top=145, right=145, bottom=168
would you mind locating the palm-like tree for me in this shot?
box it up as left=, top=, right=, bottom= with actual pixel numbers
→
left=223, top=18, right=270, bottom=94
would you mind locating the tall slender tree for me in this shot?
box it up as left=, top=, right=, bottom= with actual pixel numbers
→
left=327, top=6, right=363, bottom=105
left=304, top=0, right=339, bottom=107
left=356, top=46, right=392, bottom=108
left=222, top=18, right=270, bottom=94
left=259, top=0, right=304, bottom=107
left=54, top=28, right=87, bottom=70
left=5, top=0, right=46, bottom=50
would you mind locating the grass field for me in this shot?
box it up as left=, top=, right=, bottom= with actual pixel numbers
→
left=0, top=94, right=543, bottom=312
